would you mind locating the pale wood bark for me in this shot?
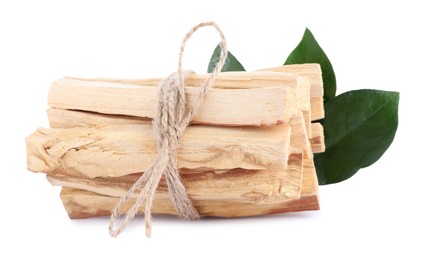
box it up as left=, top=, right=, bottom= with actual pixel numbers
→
left=49, top=74, right=304, bottom=127
left=48, top=152, right=303, bottom=205
left=58, top=157, right=319, bottom=219
left=26, top=124, right=291, bottom=178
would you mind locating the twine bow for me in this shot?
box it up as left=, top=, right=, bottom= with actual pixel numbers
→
left=109, top=21, right=228, bottom=238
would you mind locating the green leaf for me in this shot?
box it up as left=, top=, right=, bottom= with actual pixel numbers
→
left=284, top=28, right=336, bottom=103
left=314, top=90, right=399, bottom=184
left=207, top=44, right=246, bottom=73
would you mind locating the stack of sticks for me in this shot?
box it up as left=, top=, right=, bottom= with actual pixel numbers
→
left=26, top=63, right=325, bottom=219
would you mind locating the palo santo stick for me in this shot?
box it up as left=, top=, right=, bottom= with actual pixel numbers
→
left=69, top=71, right=301, bottom=89
left=47, top=108, right=323, bottom=154
left=296, top=76, right=311, bottom=136
left=47, top=108, right=319, bottom=160
left=49, top=74, right=303, bottom=127
left=58, top=157, right=319, bottom=218
left=59, top=155, right=322, bottom=219
left=70, top=68, right=316, bottom=126
left=311, top=96, right=324, bottom=121
left=259, top=64, right=324, bottom=121
left=289, top=112, right=312, bottom=159
left=311, top=123, right=325, bottom=153
left=26, top=124, right=291, bottom=178
left=47, top=152, right=303, bottom=205
left=67, top=71, right=313, bottom=127
left=259, top=64, right=323, bottom=98
left=73, top=65, right=319, bottom=96
left=69, top=65, right=322, bottom=121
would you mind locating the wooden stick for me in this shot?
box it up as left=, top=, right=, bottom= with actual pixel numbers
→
left=141, top=74, right=315, bottom=133
left=71, top=64, right=321, bottom=99
left=48, top=152, right=303, bottom=205
left=47, top=107, right=317, bottom=160
left=289, top=112, right=312, bottom=159
left=311, top=123, right=325, bottom=153
left=69, top=71, right=301, bottom=89
left=259, top=64, right=324, bottom=121
left=258, top=64, right=323, bottom=97
left=49, top=74, right=304, bottom=127
left=296, top=76, right=311, bottom=136
left=68, top=70, right=314, bottom=128
left=311, top=96, right=324, bottom=120
left=58, top=157, right=319, bottom=218
left=26, top=124, right=292, bottom=178
left=47, top=108, right=323, bottom=154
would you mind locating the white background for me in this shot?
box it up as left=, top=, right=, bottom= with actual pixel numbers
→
left=1, top=0, right=430, bottom=259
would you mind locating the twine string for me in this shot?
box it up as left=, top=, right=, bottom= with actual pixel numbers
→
left=109, top=21, right=228, bottom=238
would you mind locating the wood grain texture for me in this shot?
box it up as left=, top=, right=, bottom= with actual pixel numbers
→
left=26, top=124, right=291, bottom=178
left=47, top=108, right=146, bottom=128
left=311, top=96, right=324, bottom=120
left=289, top=112, right=312, bottom=159
left=46, top=108, right=324, bottom=155
left=48, top=152, right=303, bottom=205
left=259, top=64, right=323, bottom=97
left=259, top=64, right=324, bottom=121
left=49, top=74, right=302, bottom=126
left=71, top=64, right=321, bottom=97
left=70, top=71, right=301, bottom=89
left=58, top=157, right=319, bottom=219
left=311, top=123, right=325, bottom=153
left=26, top=63, right=325, bottom=220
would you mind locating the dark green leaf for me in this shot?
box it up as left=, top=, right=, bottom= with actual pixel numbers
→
left=284, top=28, right=336, bottom=103
left=314, top=90, right=399, bottom=184
left=207, top=44, right=246, bottom=73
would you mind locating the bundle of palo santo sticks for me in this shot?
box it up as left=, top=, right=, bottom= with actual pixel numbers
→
left=26, top=63, right=324, bottom=219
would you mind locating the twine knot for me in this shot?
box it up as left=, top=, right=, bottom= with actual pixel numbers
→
left=109, top=21, right=228, bottom=238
